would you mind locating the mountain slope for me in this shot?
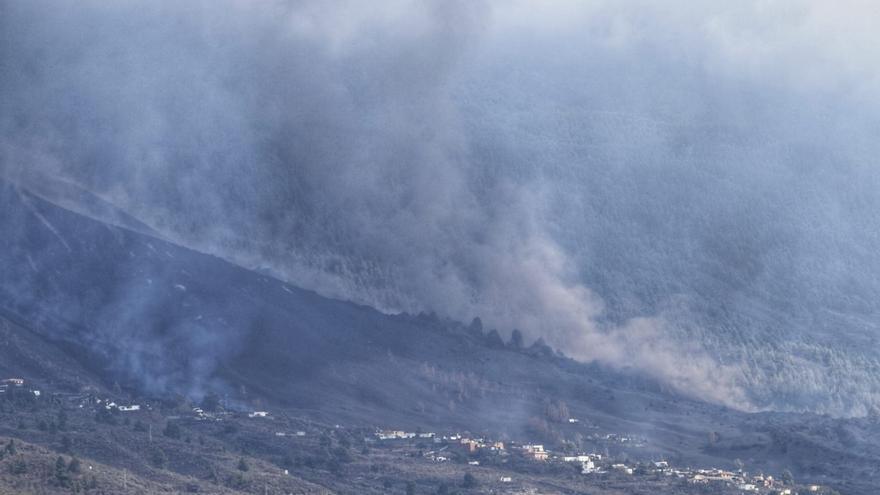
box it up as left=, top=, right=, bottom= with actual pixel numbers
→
left=1, top=179, right=880, bottom=493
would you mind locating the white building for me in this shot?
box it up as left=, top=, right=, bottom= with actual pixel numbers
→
left=612, top=464, right=633, bottom=475
left=581, top=460, right=597, bottom=474
left=563, top=455, right=592, bottom=463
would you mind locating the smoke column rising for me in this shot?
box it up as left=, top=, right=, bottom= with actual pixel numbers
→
left=2, top=0, right=880, bottom=415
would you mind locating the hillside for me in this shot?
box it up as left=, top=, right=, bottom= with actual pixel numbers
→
left=0, top=435, right=325, bottom=495
left=0, top=179, right=878, bottom=493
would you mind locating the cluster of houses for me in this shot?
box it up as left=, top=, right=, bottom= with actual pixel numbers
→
left=373, top=425, right=825, bottom=493
left=376, top=431, right=504, bottom=449
left=375, top=429, right=436, bottom=441
left=1, top=378, right=25, bottom=388
left=587, top=461, right=825, bottom=494
left=457, top=436, right=506, bottom=454
left=189, top=407, right=268, bottom=422
left=590, top=432, right=648, bottom=448
left=274, top=430, right=307, bottom=438
left=525, top=450, right=823, bottom=493
left=560, top=453, right=604, bottom=473
left=0, top=377, right=23, bottom=393
left=374, top=430, right=506, bottom=462
left=92, top=398, right=142, bottom=412
left=0, top=377, right=830, bottom=495
left=429, top=436, right=498, bottom=463
left=682, top=468, right=820, bottom=494
left=0, top=377, right=40, bottom=397
left=48, top=390, right=146, bottom=413
left=1, top=383, right=153, bottom=418
left=521, top=444, right=548, bottom=461
left=191, top=407, right=229, bottom=422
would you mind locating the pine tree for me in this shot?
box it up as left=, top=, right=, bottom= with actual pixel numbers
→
left=54, top=456, right=69, bottom=487
left=509, top=329, right=524, bottom=349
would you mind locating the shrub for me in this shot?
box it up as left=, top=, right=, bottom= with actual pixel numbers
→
left=151, top=448, right=168, bottom=469
left=544, top=400, right=570, bottom=423
left=164, top=421, right=182, bottom=440
left=463, top=472, right=478, bottom=488
left=68, top=457, right=81, bottom=473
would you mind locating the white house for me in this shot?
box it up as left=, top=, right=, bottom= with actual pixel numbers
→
left=612, top=464, right=633, bottom=475
left=581, top=460, right=597, bottom=474
left=563, top=455, right=592, bottom=463
left=522, top=444, right=549, bottom=461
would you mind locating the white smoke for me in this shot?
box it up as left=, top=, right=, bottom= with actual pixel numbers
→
left=3, top=0, right=880, bottom=414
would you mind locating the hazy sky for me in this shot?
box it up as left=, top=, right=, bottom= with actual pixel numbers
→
left=2, top=0, right=880, bottom=415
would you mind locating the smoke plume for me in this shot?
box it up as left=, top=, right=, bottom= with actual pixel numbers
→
left=3, top=0, right=880, bottom=415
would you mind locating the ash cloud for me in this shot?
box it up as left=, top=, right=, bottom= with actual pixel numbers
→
left=3, top=1, right=880, bottom=415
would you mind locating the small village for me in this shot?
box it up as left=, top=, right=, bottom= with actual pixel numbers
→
left=0, top=376, right=841, bottom=494
left=369, top=425, right=829, bottom=495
